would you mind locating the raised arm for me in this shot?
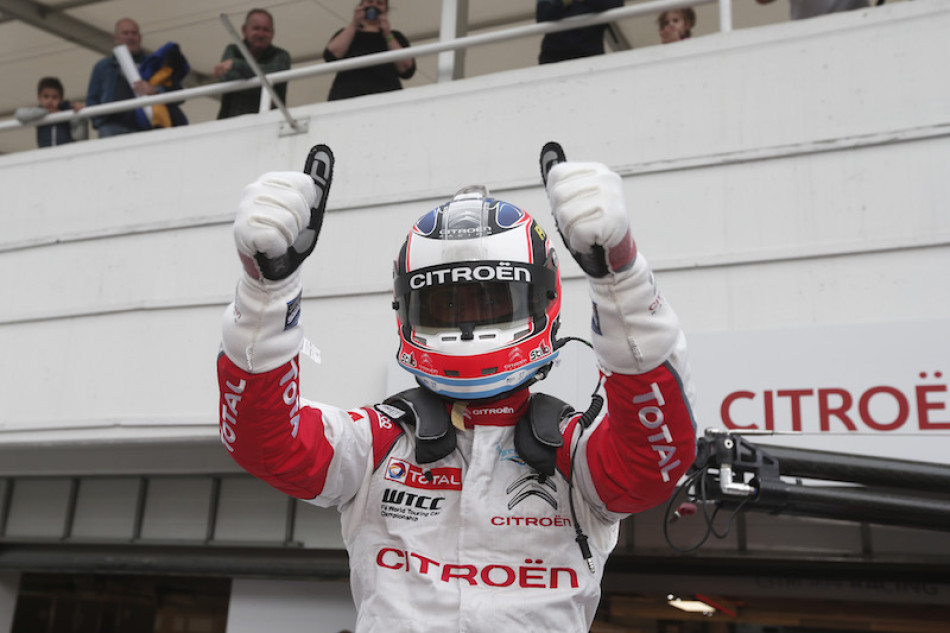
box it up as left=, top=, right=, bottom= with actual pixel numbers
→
left=543, top=143, right=697, bottom=515
left=217, top=148, right=391, bottom=505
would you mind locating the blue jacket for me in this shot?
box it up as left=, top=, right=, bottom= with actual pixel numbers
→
left=86, top=53, right=141, bottom=130
left=86, top=44, right=190, bottom=131
left=37, top=101, right=77, bottom=147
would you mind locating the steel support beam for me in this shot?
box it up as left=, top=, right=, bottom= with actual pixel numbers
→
left=0, top=0, right=115, bottom=53
left=0, top=0, right=209, bottom=84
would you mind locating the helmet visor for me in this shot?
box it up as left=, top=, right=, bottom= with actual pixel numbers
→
left=395, top=261, right=556, bottom=330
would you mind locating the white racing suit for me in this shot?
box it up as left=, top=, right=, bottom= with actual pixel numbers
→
left=217, top=163, right=697, bottom=633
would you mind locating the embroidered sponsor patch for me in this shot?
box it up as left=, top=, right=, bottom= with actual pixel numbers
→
left=285, top=292, right=302, bottom=330
left=384, top=457, right=462, bottom=490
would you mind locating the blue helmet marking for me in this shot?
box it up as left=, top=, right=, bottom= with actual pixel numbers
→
left=494, top=201, right=525, bottom=228
left=415, top=209, right=439, bottom=236
left=400, top=352, right=559, bottom=399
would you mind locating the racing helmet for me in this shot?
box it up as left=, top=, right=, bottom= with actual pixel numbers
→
left=393, top=187, right=561, bottom=400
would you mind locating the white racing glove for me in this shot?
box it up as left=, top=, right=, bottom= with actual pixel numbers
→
left=221, top=146, right=334, bottom=373
left=540, top=142, right=682, bottom=375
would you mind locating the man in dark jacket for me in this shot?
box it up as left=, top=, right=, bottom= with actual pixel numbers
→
left=213, top=9, right=291, bottom=119
left=87, top=18, right=152, bottom=137
left=537, top=0, right=624, bottom=65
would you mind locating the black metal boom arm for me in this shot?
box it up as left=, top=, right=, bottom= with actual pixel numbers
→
left=671, top=430, right=950, bottom=541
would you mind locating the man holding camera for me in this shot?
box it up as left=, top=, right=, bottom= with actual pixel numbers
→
left=324, top=0, right=416, bottom=101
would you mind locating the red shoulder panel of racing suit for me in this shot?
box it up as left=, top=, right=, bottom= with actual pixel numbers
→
left=566, top=363, right=697, bottom=514
left=357, top=405, right=406, bottom=470
left=218, top=353, right=404, bottom=499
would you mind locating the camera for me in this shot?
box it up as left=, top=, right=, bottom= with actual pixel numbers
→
left=364, top=6, right=379, bottom=20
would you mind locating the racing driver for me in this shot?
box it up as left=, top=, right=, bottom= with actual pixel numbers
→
left=217, top=142, right=697, bottom=632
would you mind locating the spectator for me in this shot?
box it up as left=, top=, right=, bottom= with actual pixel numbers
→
left=15, top=77, right=88, bottom=148
left=658, top=8, right=696, bottom=44
left=213, top=9, right=291, bottom=119
left=756, top=0, right=869, bottom=21
left=87, top=18, right=155, bottom=137
left=536, top=0, right=623, bottom=65
left=323, top=0, right=416, bottom=101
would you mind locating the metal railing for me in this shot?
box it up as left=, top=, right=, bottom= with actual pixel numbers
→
left=0, top=0, right=718, bottom=136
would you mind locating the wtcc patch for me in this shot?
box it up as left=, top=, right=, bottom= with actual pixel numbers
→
left=385, top=458, right=462, bottom=490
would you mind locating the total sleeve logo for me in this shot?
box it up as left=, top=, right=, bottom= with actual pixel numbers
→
left=385, top=458, right=463, bottom=490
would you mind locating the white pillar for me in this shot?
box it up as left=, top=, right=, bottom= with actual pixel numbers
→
left=437, top=0, right=469, bottom=82
left=719, top=0, right=733, bottom=33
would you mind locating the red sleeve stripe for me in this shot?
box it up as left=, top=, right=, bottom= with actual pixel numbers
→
left=218, top=353, right=334, bottom=500
left=585, top=362, right=697, bottom=514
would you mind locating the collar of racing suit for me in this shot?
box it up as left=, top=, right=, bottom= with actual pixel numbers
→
left=380, top=388, right=572, bottom=480
left=456, top=390, right=530, bottom=428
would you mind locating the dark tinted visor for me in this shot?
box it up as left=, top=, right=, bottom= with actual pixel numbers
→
left=395, top=262, right=556, bottom=329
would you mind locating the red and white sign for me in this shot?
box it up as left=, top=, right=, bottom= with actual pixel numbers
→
left=688, top=319, right=950, bottom=464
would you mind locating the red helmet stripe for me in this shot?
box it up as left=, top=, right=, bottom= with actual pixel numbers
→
left=523, top=221, right=534, bottom=264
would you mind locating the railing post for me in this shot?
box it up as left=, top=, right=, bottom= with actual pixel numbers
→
left=259, top=88, right=273, bottom=113
left=719, top=0, right=733, bottom=33
left=438, top=0, right=469, bottom=82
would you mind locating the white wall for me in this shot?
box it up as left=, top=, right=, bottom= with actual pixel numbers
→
left=0, top=0, right=946, bottom=461
left=226, top=579, right=356, bottom=633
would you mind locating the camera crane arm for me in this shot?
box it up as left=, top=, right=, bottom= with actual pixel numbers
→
left=670, top=429, right=950, bottom=543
